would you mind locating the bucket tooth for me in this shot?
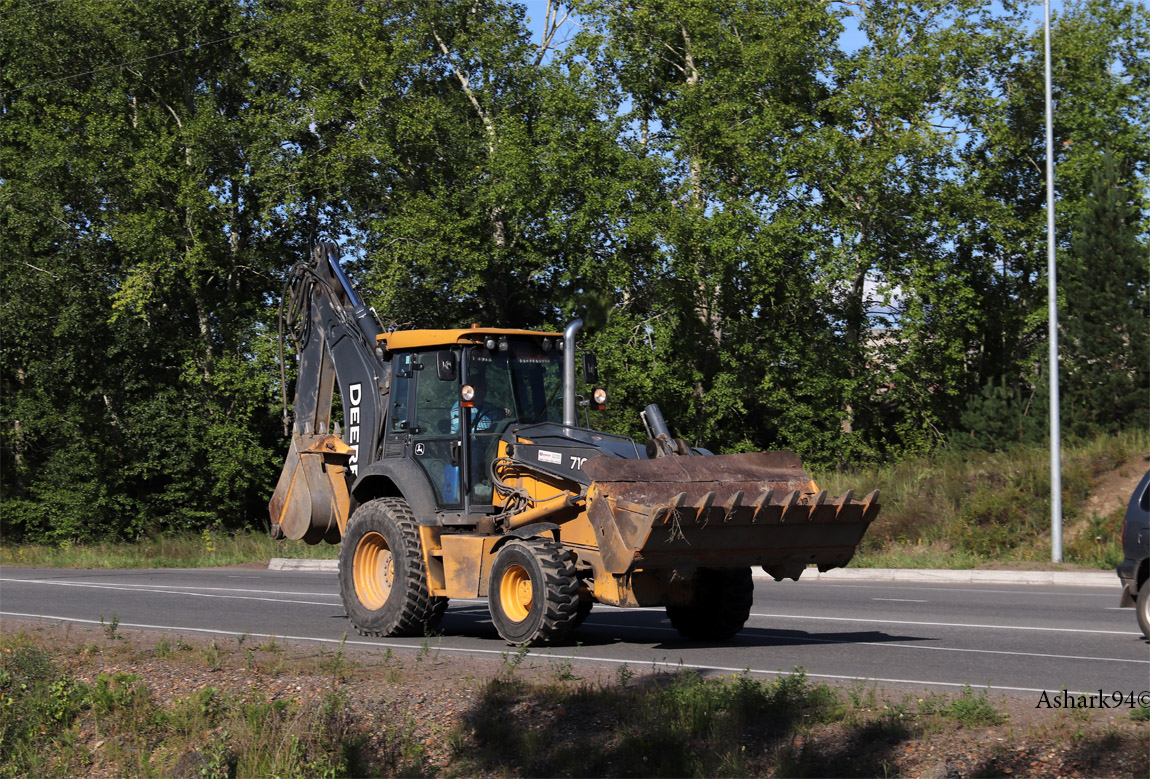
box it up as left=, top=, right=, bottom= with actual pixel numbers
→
left=835, top=489, right=855, bottom=519
left=654, top=492, right=687, bottom=525
left=750, top=489, right=775, bottom=523
left=809, top=489, right=834, bottom=522
left=722, top=491, right=744, bottom=523
left=695, top=491, right=716, bottom=523
left=779, top=490, right=801, bottom=523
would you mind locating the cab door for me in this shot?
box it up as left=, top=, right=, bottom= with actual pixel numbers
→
left=409, top=349, right=463, bottom=507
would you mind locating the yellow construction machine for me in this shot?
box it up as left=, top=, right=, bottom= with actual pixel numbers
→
left=270, top=243, right=880, bottom=645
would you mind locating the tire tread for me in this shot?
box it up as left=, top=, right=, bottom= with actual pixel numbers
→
left=490, top=538, right=580, bottom=646
left=339, top=498, right=447, bottom=638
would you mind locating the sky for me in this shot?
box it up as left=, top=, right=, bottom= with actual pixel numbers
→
left=519, top=0, right=1067, bottom=58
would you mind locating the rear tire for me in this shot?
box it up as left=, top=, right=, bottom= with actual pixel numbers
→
left=488, top=539, right=579, bottom=646
left=1137, top=580, right=1150, bottom=640
left=666, top=567, right=753, bottom=641
left=338, top=498, right=447, bottom=637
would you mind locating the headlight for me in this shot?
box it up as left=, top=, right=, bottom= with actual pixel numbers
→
left=592, top=387, right=607, bottom=408
left=460, top=384, right=476, bottom=404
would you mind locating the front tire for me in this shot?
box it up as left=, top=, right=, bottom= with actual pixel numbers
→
left=1137, top=580, right=1150, bottom=640
left=488, top=539, right=579, bottom=646
left=338, top=498, right=447, bottom=637
left=571, top=597, right=594, bottom=630
left=666, top=567, right=753, bottom=641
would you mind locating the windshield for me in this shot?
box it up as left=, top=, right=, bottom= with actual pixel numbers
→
left=466, top=339, right=564, bottom=427
left=462, top=338, right=563, bottom=505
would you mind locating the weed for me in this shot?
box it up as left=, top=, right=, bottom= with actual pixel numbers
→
left=1130, top=705, right=1150, bottom=723
left=76, top=641, right=101, bottom=659
left=856, top=701, right=912, bottom=741
left=204, top=639, right=224, bottom=671
left=548, top=644, right=580, bottom=682
left=1065, top=507, right=1125, bottom=567
left=201, top=526, right=217, bottom=556
left=380, top=647, right=403, bottom=684
left=319, top=632, right=351, bottom=682
left=550, top=658, right=579, bottom=682
left=447, top=725, right=468, bottom=756
left=498, top=643, right=530, bottom=678
left=847, top=680, right=881, bottom=711
left=942, top=684, right=1005, bottom=726
left=90, top=671, right=144, bottom=716
left=615, top=662, right=635, bottom=686
left=0, top=643, right=91, bottom=777
left=916, top=690, right=950, bottom=716
left=154, top=637, right=172, bottom=658
left=100, top=613, right=120, bottom=640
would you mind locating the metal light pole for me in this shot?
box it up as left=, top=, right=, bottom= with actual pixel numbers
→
left=1044, top=0, right=1063, bottom=562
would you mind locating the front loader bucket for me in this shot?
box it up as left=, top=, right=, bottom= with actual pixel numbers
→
left=581, top=451, right=879, bottom=580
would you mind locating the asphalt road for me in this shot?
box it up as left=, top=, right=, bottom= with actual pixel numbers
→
left=2, top=567, right=1147, bottom=699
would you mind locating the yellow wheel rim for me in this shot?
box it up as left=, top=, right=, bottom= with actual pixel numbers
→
left=500, top=564, right=533, bottom=623
left=353, top=531, right=394, bottom=611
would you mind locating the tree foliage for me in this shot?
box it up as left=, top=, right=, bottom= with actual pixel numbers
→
left=1, top=0, right=1146, bottom=542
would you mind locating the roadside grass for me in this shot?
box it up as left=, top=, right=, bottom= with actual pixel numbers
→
left=4, top=626, right=1147, bottom=778
left=814, top=428, right=1148, bottom=570
left=2, top=428, right=1144, bottom=571
left=0, top=528, right=338, bottom=569
left=0, top=629, right=376, bottom=779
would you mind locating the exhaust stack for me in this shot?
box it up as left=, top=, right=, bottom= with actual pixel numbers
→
left=562, top=319, right=583, bottom=427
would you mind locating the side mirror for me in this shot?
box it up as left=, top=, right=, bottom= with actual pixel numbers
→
left=582, top=352, right=599, bottom=385
left=436, top=350, right=457, bottom=382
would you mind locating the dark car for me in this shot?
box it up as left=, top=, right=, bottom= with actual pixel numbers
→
left=1117, top=469, right=1150, bottom=639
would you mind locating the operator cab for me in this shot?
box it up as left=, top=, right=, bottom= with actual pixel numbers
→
left=383, top=334, right=570, bottom=512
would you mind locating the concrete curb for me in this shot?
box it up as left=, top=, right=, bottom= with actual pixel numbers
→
left=268, top=559, right=338, bottom=572
left=797, top=567, right=1117, bottom=588
left=267, top=558, right=1117, bottom=587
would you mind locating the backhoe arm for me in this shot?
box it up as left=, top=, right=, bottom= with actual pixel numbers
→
left=269, top=243, right=386, bottom=544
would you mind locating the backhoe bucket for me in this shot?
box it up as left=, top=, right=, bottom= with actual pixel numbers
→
left=268, top=433, right=353, bottom=545
left=581, top=451, right=879, bottom=580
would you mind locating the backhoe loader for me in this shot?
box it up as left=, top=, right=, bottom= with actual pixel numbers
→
left=269, top=243, right=880, bottom=645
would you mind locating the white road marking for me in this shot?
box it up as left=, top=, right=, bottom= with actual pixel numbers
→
left=5, top=579, right=1131, bottom=636
left=0, top=578, right=337, bottom=607
left=872, top=598, right=928, bottom=603
left=583, top=620, right=1148, bottom=664
left=749, top=612, right=1137, bottom=636
left=804, top=582, right=1117, bottom=598
left=0, top=611, right=1110, bottom=697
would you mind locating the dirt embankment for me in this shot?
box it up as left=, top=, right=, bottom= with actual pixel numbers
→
left=3, top=620, right=1147, bottom=779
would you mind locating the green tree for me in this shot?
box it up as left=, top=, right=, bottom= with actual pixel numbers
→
left=1061, top=150, right=1149, bottom=435
left=952, top=0, right=1150, bottom=431
left=2, top=0, right=281, bottom=541
left=577, top=0, right=863, bottom=462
